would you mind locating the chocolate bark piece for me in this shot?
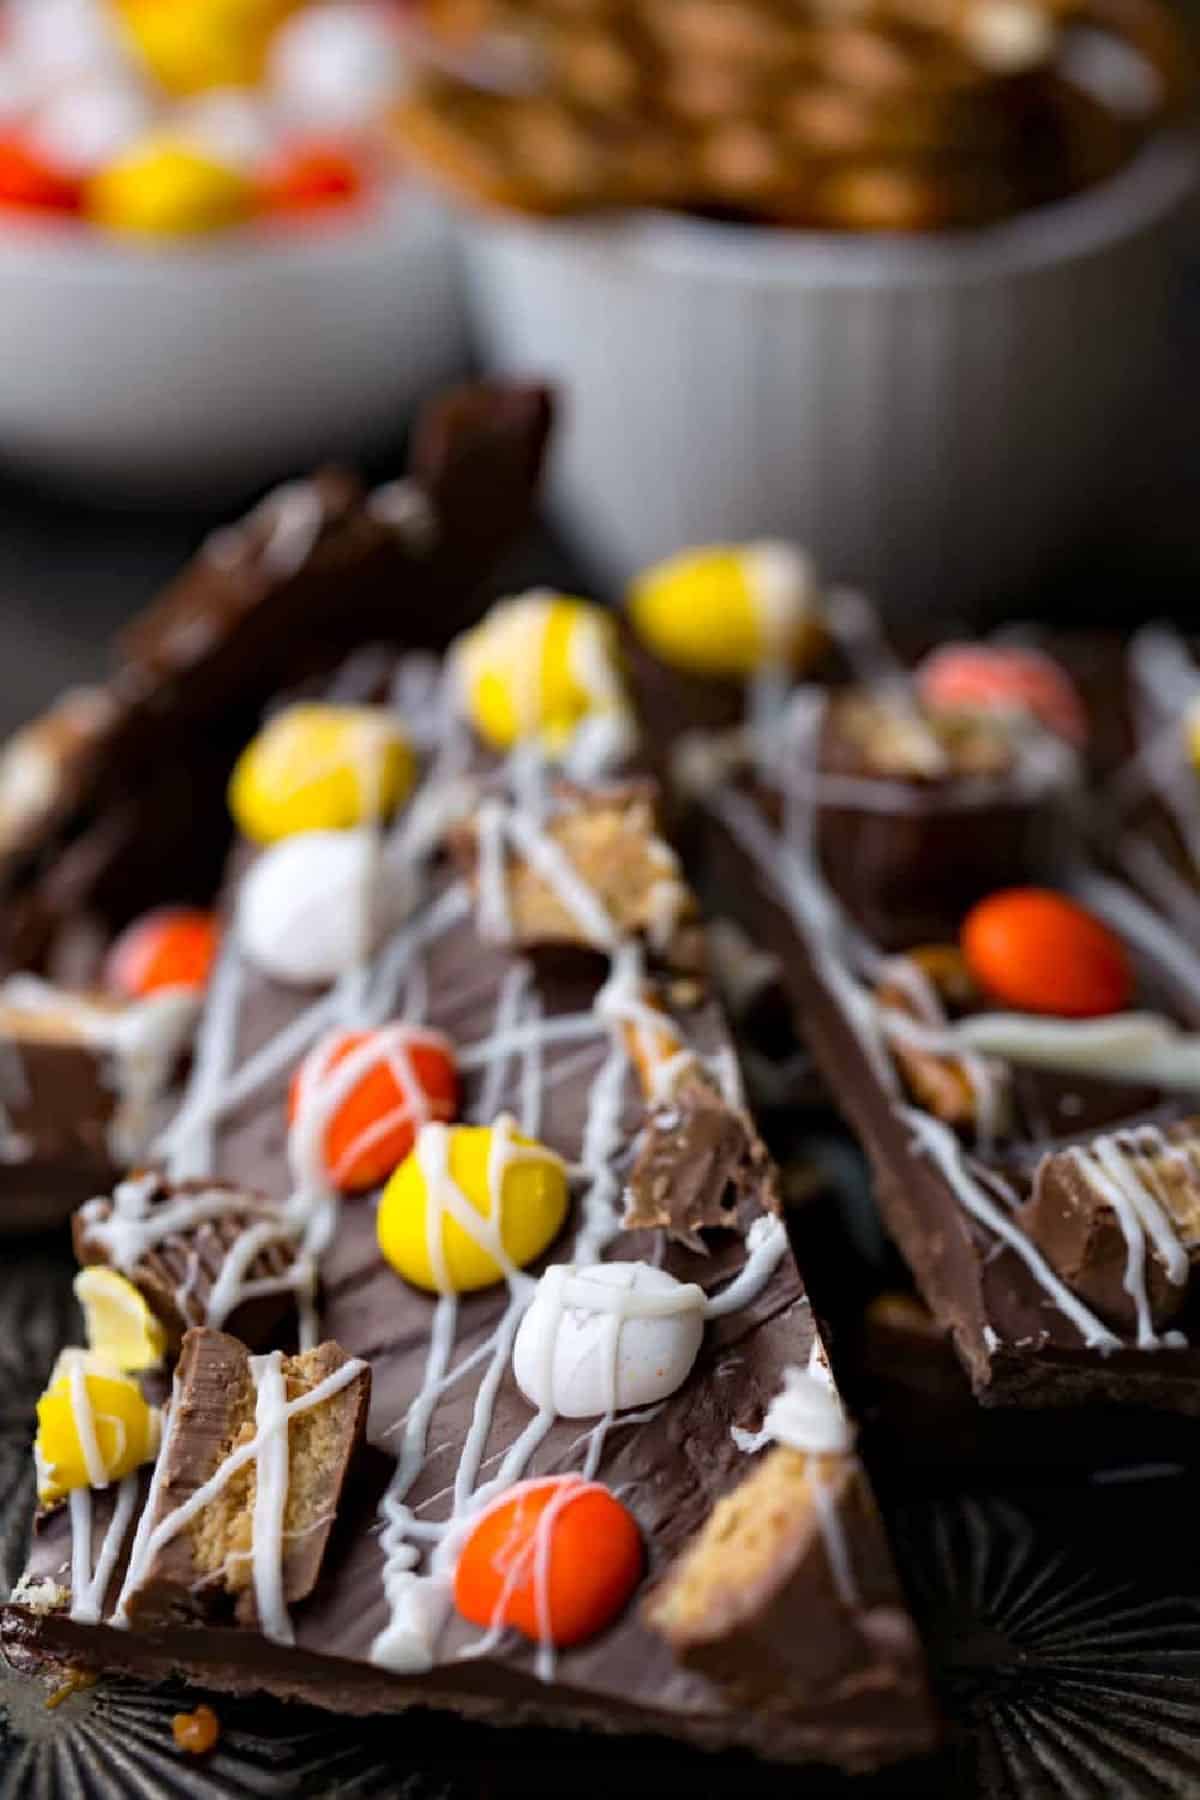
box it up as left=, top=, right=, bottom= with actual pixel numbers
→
left=813, top=689, right=1074, bottom=949
left=122, top=1329, right=369, bottom=1629
left=0, top=982, right=195, bottom=1231
left=0, top=688, right=118, bottom=862
left=0, top=1020, right=120, bottom=1232
left=688, top=712, right=1200, bottom=1415
left=646, top=1445, right=924, bottom=1703
left=455, top=782, right=703, bottom=968
left=1020, top=1123, right=1200, bottom=1333
left=3, top=638, right=935, bottom=1774
left=74, top=1174, right=302, bottom=1353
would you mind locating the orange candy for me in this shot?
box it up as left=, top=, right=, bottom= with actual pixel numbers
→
left=288, top=1025, right=458, bottom=1194
left=264, top=141, right=364, bottom=215
left=917, top=644, right=1087, bottom=747
left=0, top=136, right=81, bottom=214
left=106, top=907, right=220, bottom=998
left=962, top=888, right=1132, bottom=1018
left=172, top=1703, right=220, bottom=1756
left=454, top=1477, right=642, bottom=1649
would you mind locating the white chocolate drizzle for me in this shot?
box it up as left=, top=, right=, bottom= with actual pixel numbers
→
left=77, top=1177, right=305, bottom=1336
left=58, top=1357, right=160, bottom=1627
left=69, top=1476, right=139, bottom=1625
left=902, top=1108, right=1120, bottom=1352
left=730, top=1343, right=858, bottom=1606
left=1060, top=1127, right=1192, bottom=1350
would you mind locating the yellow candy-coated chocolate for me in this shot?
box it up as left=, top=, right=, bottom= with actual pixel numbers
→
left=36, top=1358, right=161, bottom=1505
left=74, top=1268, right=166, bottom=1374
left=87, top=139, right=251, bottom=237
left=457, top=594, right=625, bottom=753
left=115, top=0, right=296, bottom=95
left=229, top=704, right=416, bottom=845
left=628, top=542, right=821, bottom=678
left=378, top=1122, right=568, bottom=1294
left=1185, top=701, right=1200, bottom=775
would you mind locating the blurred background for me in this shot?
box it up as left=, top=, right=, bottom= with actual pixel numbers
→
left=1, top=0, right=1198, bottom=736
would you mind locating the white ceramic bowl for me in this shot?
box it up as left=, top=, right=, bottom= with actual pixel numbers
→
left=0, top=185, right=466, bottom=499
left=462, top=131, right=1199, bottom=613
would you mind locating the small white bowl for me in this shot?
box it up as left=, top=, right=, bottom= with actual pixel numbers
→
left=461, top=131, right=1199, bottom=613
left=0, top=184, right=466, bottom=500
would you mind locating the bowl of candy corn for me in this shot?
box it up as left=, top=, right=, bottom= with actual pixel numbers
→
left=0, top=0, right=466, bottom=496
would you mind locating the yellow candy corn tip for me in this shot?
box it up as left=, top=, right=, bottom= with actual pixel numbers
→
left=35, top=1353, right=161, bottom=1505
left=74, top=1268, right=166, bottom=1374
left=457, top=593, right=625, bottom=753
left=628, top=542, right=820, bottom=678
left=114, top=0, right=295, bottom=96
left=87, top=138, right=251, bottom=237
left=229, top=703, right=417, bottom=845
left=377, top=1120, right=568, bottom=1294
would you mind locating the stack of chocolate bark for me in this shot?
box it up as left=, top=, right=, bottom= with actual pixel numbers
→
left=0, top=477, right=936, bottom=1775
left=8, top=416, right=1200, bottom=1786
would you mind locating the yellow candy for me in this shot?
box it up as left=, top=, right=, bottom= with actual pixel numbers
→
left=229, top=704, right=416, bottom=845
left=115, top=0, right=295, bottom=94
left=35, top=1352, right=161, bottom=1506
left=628, top=542, right=823, bottom=678
left=1185, top=701, right=1200, bottom=774
left=88, top=139, right=251, bottom=237
left=74, top=1268, right=166, bottom=1374
left=456, top=594, right=627, bottom=753
left=378, top=1119, right=568, bottom=1294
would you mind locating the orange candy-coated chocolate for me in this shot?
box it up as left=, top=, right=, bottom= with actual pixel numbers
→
left=288, top=1026, right=459, bottom=1193
left=106, top=907, right=220, bottom=998
left=264, top=141, right=365, bottom=214
left=172, top=1703, right=220, bottom=1755
left=962, top=888, right=1132, bottom=1018
left=917, top=644, right=1087, bottom=747
left=0, top=137, right=81, bottom=213
left=454, top=1476, right=642, bottom=1648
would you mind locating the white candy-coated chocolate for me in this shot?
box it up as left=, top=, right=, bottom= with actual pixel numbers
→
left=8, top=0, right=125, bottom=85
left=237, top=830, right=413, bottom=987
left=513, top=1260, right=705, bottom=1419
left=268, top=2, right=404, bottom=130
left=30, top=76, right=151, bottom=175
left=175, top=88, right=280, bottom=174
